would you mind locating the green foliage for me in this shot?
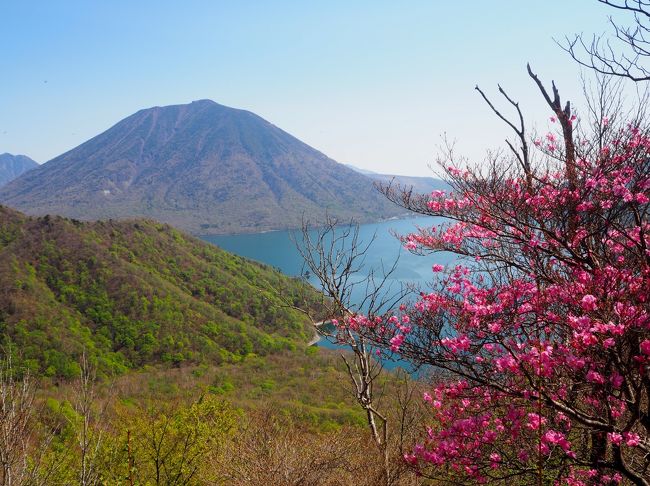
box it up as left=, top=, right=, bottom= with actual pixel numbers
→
left=9, top=345, right=427, bottom=485
left=99, top=396, right=240, bottom=485
left=0, top=207, right=325, bottom=377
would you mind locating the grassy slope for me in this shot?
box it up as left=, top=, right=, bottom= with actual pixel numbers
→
left=0, top=206, right=324, bottom=377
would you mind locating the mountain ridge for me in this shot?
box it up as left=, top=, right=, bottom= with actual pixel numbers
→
left=0, top=153, right=38, bottom=187
left=344, top=163, right=450, bottom=194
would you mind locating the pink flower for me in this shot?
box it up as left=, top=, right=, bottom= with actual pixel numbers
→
left=581, top=294, right=597, bottom=311
left=610, top=373, right=624, bottom=389
left=489, top=452, right=501, bottom=467
left=404, top=240, right=417, bottom=251
left=526, top=413, right=545, bottom=430
left=403, top=453, right=418, bottom=465
left=635, top=193, right=649, bottom=204
left=640, top=340, right=650, bottom=355
left=586, top=369, right=605, bottom=384
left=432, top=264, right=445, bottom=272
left=608, top=432, right=623, bottom=445
left=390, top=334, right=405, bottom=352
left=624, top=433, right=640, bottom=447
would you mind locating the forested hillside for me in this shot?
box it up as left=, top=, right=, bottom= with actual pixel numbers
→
left=0, top=205, right=324, bottom=377
left=0, top=205, right=428, bottom=484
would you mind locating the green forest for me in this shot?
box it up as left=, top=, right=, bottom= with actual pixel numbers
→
left=0, top=206, right=325, bottom=377
left=0, top=206, right=427, bottom=484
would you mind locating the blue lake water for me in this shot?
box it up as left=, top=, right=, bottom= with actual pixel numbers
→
left=202, top=216, right=453, bottom=288
left=202, top=216, right=453, bottom=371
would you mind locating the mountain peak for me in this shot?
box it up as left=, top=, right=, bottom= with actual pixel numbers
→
left=190, top=99, right=218, bottom=106
left=0, top=153, right=38, bottom=187
left=0, top=103, right=401, bottom=234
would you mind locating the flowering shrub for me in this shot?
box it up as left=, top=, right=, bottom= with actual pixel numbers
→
left=350, top=93, right=650, bottom=483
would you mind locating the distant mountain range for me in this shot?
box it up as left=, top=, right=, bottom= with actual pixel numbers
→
left=0, top=153, right=38, bottom=187
left=0, top=100, right=404, bottom=234
left=345, top=164, right=449, bottom=195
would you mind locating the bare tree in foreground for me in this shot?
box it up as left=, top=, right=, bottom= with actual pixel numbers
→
left=296, top=217, right=421, bottom=485
left=72, top=353, right=108, bottom=486
left=564, top=0, right=650, bottom=81
left=0, top=357, right=56, bottom=486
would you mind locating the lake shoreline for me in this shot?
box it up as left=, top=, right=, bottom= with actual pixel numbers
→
left=197, top=212, right=424, bottom=238
left=306, top=319, right=331, bottom=347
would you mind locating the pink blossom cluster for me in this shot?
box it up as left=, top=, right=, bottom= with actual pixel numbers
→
left=355, top=126, right=650, bottom=482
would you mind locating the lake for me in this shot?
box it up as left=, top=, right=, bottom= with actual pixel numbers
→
left=202, top=215, right=453, bottom=371
left=202, top=216, right=453, bottom=289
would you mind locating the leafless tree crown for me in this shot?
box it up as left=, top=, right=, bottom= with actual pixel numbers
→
left=563, top=0, right=650, bottom=81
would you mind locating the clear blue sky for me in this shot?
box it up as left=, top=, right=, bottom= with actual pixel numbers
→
left=0, top=1, right=629, bottom=176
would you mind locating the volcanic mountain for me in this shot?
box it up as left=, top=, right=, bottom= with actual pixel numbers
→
left=0, top=100, right=402, bottom=234
left=0, top=153, right=38, bottom=187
